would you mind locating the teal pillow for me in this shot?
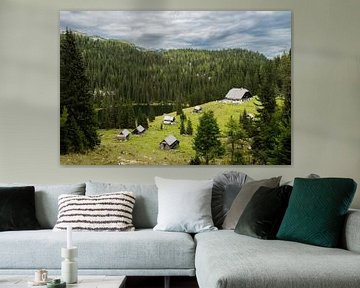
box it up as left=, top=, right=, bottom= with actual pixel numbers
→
left=277, top=178, right=357, bottom=247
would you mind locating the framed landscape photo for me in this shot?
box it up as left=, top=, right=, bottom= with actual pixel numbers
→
left=60, top=11, right=291, bottom=165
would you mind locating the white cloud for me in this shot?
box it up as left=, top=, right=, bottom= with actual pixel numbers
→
left=60, top=10, right=291, bottom=58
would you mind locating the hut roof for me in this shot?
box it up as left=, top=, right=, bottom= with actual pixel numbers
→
left=194, top=105, right=202, bottom=111
left=134, top=125, right=145, bottom=133
left=163, top=115, right=175, bottom=122
left=120, top=129, right=130, bottom=137
left=225, top=88, right=251, bottom=100
left=162, top=134, right=178, bottom=146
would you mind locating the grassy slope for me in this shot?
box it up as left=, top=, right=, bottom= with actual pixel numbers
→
left=60, top=98, right=259, bottom=165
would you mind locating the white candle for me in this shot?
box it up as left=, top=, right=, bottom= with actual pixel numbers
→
left=67, top=225, right=72, bottom=249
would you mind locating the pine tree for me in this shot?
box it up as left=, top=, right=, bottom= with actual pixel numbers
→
left=60, top=29, right=99, bottom=154
left=126, top=102, right=137, bottom=129
left=137, top=111, right=149, bottom=129
left=272, top=50, right=291, bottom=164
left=280, top=50, right=291, bottom=124
left=193, top=111, right=224, bottom=164
left=240, top=109, right=252, bottom=137
left=180, top=111, right=186, bottom=122
left=225, top=116, right=245, bottom=164
left=273, top=121, right=291, bottom=164
left=186, top=118, right=193, bottom=135
left=148, top=105, right=156, bottom=122
left=176, top=101, right=183, bottom=116
left=251, top=60, right=277, bottom=164
left=179, top=118, right=186, bottom=135
left=118, top=103, right=127, bottom=129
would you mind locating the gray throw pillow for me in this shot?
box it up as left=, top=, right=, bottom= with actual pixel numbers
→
left=222, top=176, right=281, bottom=230
left=153, top=177, right=217, bottom=233
left=212, top=171, right=251, bottom=228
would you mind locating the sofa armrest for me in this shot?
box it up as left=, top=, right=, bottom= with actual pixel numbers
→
left=342, top=209, right=360, bottom=253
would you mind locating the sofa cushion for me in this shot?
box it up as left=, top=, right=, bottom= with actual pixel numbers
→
left=153, top=177, right=216, bottom=233
left=277, top=178, right=357, bottom=247
left=222, top=176, right=281, bottom=229
left=212, top=171, right=250, bottom=228
left=234, top=185, right=292, bottom=239
left=0, top=229, right=195, bottom=272
left=342, top=209, right=360, bottom=253
left=0, top=183, right=86, bottom=229
left=0, top=186, right=40, bottom=231
left=53, top=192, right=136, bottom=232
left=86, top=181, right=158, bottom=229
left=195, top=230, right=360, bottom=288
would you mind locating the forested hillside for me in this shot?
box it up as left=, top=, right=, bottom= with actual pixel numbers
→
left=60, top=30, right=291, bottom=165
left=74, top=33, right=267, bottom=105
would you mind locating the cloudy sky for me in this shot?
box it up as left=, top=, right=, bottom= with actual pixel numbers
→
left=60, top=11, right=291, bottom=58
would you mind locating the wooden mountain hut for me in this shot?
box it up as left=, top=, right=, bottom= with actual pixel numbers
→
left=193, top=105, right=202, bottom=113
left=116, top=129, right=131, bottom=141
left=163, top=115, right=175, bottom=125
left=160, top=135, right=179, bottom=150
left=132, top=125, right=145, bottom=135
left=225, top=88, right=252, bottom=102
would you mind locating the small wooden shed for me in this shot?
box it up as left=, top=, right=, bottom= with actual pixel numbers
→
left=116, top=129, right=131, bottom=141
left=132, top=125, right=145, bottom=135
left=163, top=115, right=175, bottom=125
left=193, top=105, right=202, bottom=113
left=160, top=135, right=179, bottom=150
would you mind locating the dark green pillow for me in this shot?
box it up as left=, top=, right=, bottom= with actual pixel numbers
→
left=277, top=178, right=357, bottom=247
left=0, top=186, right=41, bottom=231
left=235, top=185, right=292, bottom=239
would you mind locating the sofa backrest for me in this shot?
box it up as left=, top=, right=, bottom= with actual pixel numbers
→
left=0, top=182, right=86, bottom=229
left=86, top=181, right=158, bottom=229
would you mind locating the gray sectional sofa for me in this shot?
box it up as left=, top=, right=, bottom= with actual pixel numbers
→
left=0, top=180, right=360, bottom=288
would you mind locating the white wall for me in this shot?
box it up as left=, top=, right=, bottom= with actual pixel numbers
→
left=0, top=0, right=359, bottom=208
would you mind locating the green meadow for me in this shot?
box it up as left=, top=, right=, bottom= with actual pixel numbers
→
left=60, top=99, right=259, bottom=165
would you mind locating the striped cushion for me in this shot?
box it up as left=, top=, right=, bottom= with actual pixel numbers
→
left=53, top=192, right=136, bottom=232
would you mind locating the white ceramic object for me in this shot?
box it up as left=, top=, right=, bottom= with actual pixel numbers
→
left=61, top=247, right=78, bottom=284
left=34, top=269, right=48, bottom=282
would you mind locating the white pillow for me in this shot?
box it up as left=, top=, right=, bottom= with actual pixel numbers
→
left=53, top=192, right=135, bottom=232
left=153, top=177, right=217, bottom=233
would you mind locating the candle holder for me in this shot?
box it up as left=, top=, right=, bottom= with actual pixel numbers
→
left=61, top=247, right=78, bottom=284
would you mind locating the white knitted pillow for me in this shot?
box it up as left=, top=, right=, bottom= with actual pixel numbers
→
left=53, top=192, right=135, bottom=231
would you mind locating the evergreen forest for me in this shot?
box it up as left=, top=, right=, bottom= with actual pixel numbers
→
left=60, top=30, right=291, bottom=165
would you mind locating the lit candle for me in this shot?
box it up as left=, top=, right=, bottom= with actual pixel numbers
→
left=67, top=225, right=72, bottom=249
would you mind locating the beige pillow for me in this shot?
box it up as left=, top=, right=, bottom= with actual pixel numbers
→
left=222, top=176, right=281, bottom=230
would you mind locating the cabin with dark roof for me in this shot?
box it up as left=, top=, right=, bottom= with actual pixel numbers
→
left=116, top=129, right=131, bottom=141
left=160, top=135, right=179, bottom=150
left=132, top=125, right=145, bottom=135
left=225, top=88, right=252, bottom=101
